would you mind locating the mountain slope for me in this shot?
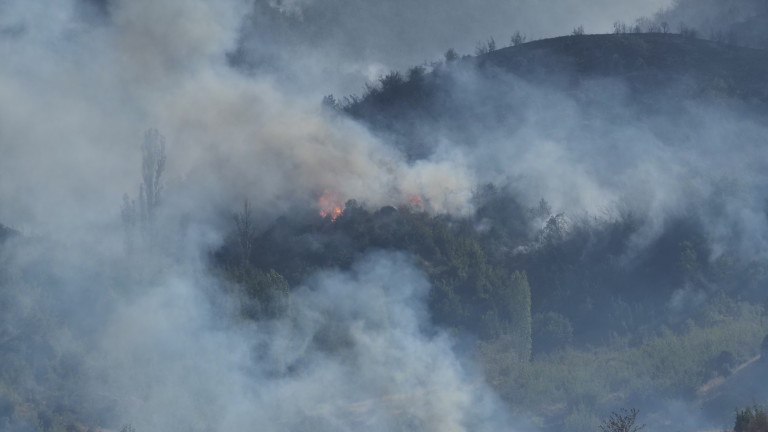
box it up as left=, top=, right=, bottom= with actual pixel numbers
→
left=341, top=33, right=768, bottom=161
left=480, top=33, right=768, bottom=100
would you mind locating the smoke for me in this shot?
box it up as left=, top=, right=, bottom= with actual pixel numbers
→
left=84, top=252, right=512, bottom=431
left=2, top=0, right=767, bottom=430
left=646, top=0, right=768, bottom=48
left=0, top=0, right=474, bottom=236
left=0, top=0, right=497, bottom=430
left=232, top=0, right=673, bottom=94
left=347, top=54, right=768, bottom=260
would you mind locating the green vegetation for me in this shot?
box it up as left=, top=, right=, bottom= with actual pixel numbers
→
left=3, top=28, right=768, bottom=432
left=482, top=301, right=767, bottom=420
left=209, top=188, right=768, bottom=429
left=735, top=405, right=768, bottom=432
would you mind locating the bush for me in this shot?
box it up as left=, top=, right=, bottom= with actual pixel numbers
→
left=735, top=406, right=768, bottom=432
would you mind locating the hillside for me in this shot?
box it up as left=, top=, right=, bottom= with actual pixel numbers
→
left=4, top=15, right=768, bottom=432
left=480, top=34, right=768, bottom=99
left=342, top=33, right=768, bottom=160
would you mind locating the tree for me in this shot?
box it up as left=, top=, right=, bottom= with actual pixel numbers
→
left=322, top=94, right=340, bottom=110
left=533, top=311, right=573, bottom=353
left=572, top=25, right=585, bottom=36
left=510, top=271, right=532, bottom=360
left=599, top=408, right=645, bottom=432
left=735, top=406, right=768, bottom=432
left=379, top=71, right=404, bottom=92
left=444, top=48, right=459, bottom=63
left=234, top=199, right=256, bottom=265
left=510, top=31, right=527, bottom=46
left=487, top=37, right=497, bottom=52
left=139, top=129, right=166, bottom=225
left=660, top=21, right=670, bottom=33
left=475, top=38, right=496, bottom=55
left=679, top=22, right=698, bottom=38
left=121, top=129, right=167, bottom=248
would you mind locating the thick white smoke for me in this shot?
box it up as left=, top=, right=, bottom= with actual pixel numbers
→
left=0, top=0, right=474, bottom=237
left=89, top=252, right=512, bottom=432
left=0, top=1, right=496, bottom=430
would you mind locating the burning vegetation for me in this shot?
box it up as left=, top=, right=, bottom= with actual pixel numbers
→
left=318, top=189, right=345, bottom=221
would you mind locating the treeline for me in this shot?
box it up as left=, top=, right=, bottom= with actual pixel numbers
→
left=213, top=199, right=534, bottom=358
left=209, top=185, right=768, bottom=428
left=213, top=185, right=768, bottom=352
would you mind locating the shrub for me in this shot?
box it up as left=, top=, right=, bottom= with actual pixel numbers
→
left=735, top=406, right=768, bottom=432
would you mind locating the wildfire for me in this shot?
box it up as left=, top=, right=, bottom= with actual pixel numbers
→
left=317, top=191, right=424, bottom=221
left=408, top=194, right=423, bottom=207
left=318, top=189, right=344, bottom=221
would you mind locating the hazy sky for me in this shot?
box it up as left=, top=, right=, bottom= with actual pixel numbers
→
left=235, top=0, right=674, bottom=94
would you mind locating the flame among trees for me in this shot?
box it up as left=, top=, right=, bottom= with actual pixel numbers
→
left=318, top=189, right=344, bottom=221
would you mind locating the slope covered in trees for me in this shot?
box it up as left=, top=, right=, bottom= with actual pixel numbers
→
left=208, top=189, right=768, bottom=430
left=339, top=33, right=768, bottom=161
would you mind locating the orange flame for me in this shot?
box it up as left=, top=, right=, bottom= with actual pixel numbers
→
left=318, top=189, right=344, bottom=221
left=408, top=194, right=423, bottom=207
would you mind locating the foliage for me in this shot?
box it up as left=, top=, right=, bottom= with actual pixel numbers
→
left=122, top=129, right=167, bottom=249
left=510, top=31, right=527, bottom=46
left=444, top=48, right=459, bottom=62
left=475, top=38, right=497, bottom=55
left=140, top=128, right=166, bottom=223
left=532, top=311, right=573, bottom=353
left=599, top=408, right=645, bottom=432
left=481, top=300, right=767, bottom=416
left=761, top=334, right=768, bottom=355
left=735, top=406, right=768, bottom=432
left=679, top=23, right=698, bottom=39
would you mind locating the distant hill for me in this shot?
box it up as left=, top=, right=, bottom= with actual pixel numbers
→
left=341, top=33, right=768, bottom=160
left=480, top=34, right=768, bottom=100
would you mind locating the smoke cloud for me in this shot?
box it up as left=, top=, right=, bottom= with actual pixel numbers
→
left=0, top=1, right=493, bottom=430
left=233, top=0, right=673, bottom=93
left=86, top=252, right=512, bottom=431
left=2, top=0, right=767, bottom=431
left=0, top=0, right=473, bottom=236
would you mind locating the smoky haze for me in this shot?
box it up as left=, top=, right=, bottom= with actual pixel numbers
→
left=0, top=0, right=499, bottom=431
left=232, top=0, right=673, bottom=94
left=1, top=0, right=767, bottom=431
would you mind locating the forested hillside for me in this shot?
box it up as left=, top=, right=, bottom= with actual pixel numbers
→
left=2, top=2, right=768, bottom=431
